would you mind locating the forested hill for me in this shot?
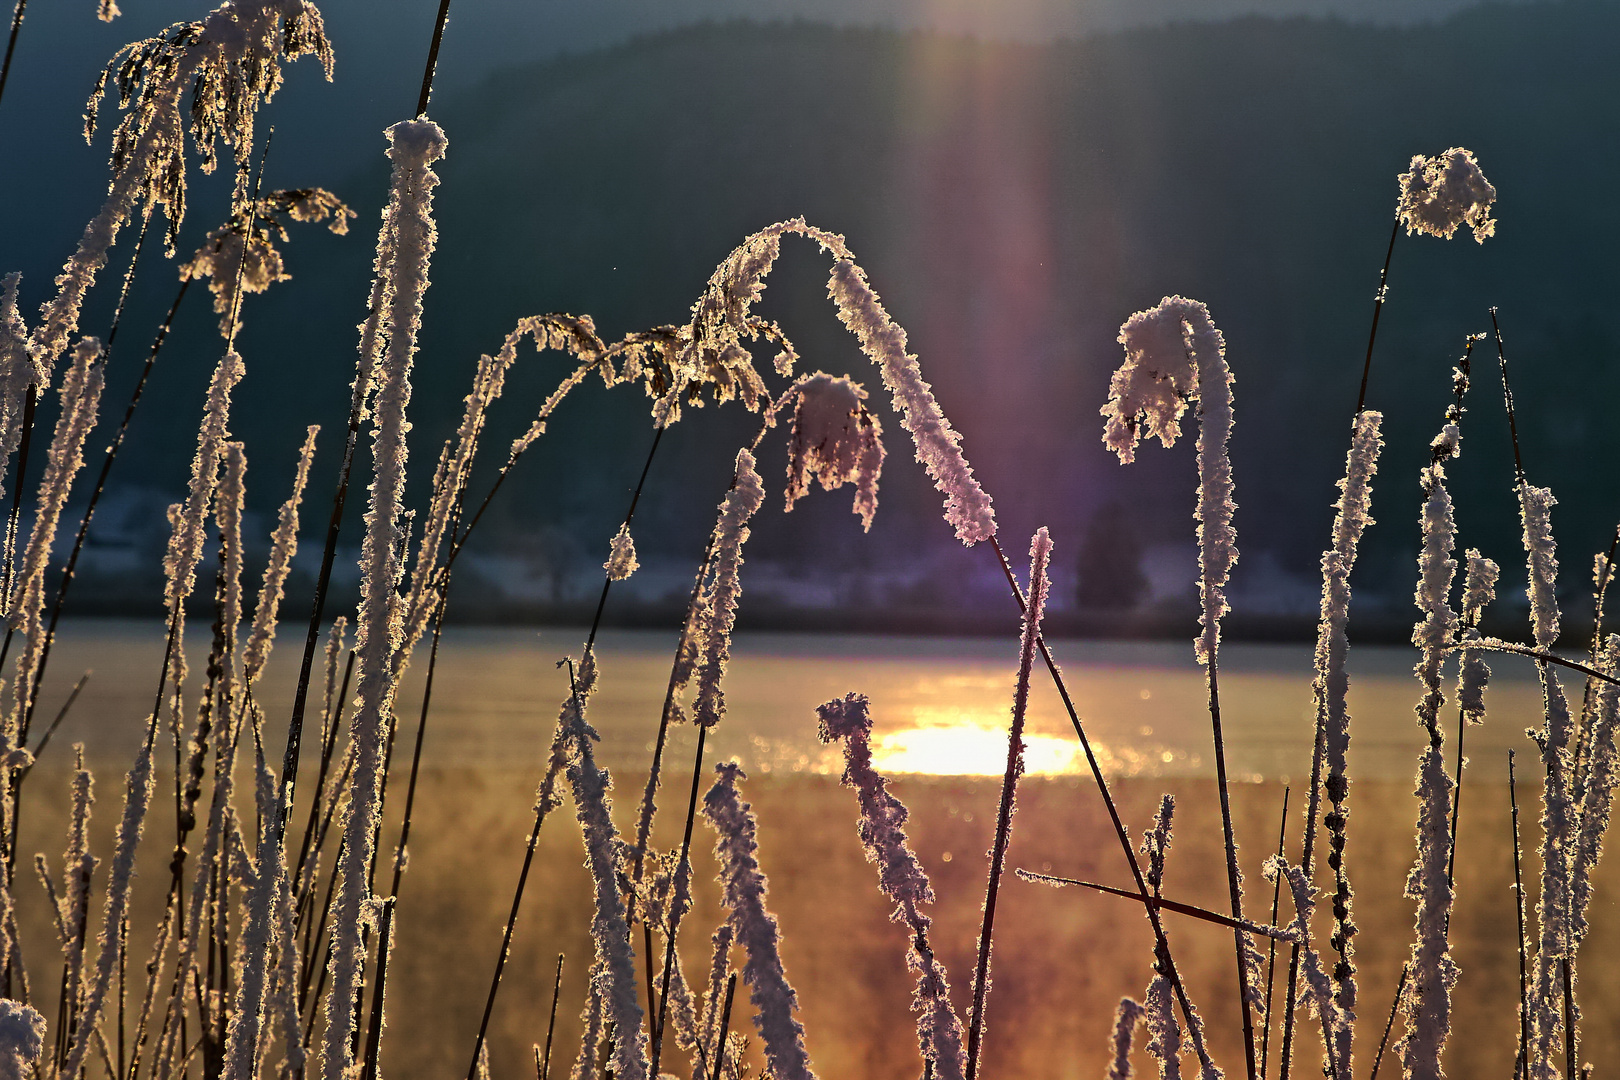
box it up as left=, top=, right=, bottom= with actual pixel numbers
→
left=10, top=2, right=1620, bottom=629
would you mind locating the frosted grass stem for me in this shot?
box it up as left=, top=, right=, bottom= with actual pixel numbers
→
left=1510, top=751, right=1530, bottom=1078
left=541, top=954, right=564, bottom=1080
left=0, top=0, right=28, bottom=108
left=1260, top=787, right=1289, bottom=1080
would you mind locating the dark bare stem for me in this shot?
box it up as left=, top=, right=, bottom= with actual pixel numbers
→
left=0, top=0, right=26, bottom=109
left=360, top=898, right=395, bottom=1080
left=1367, top=965, right=1406, bottom=1080
left=3, top=382, right=38, bottom=614
left=1260, top=786, right=1290, bottom=1080
left=984, top=535, right=1209, bottom=1064
left=416, top=0, right=454, bottom=117
left=18, top=672, right=88, bottom=780
left=1510, top=751, right=1530, bottom=1078
left=709, top=973, right=736, bottom=1080
left=1490, top=308, right=1526, bottom=485
left=540, top=954, right=564, bottom=1080
left=650, top=725, right=706, bottom=1076
left=293, top=648, right=353, bottom=902
left=1354, top=219, right=1399, bottom=414
left=1278, top=712, right=1327, bottom=1080
left=467, top=776, right=551, bottom=1080
left=1207, top=657, right=1260, bottom=1080
left=585, top=425, right=664, bottom=657
left=1015, top=871, right=1291, bottom=938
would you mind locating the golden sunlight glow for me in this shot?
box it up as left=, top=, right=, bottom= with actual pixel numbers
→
left=871, top=725, right=1082, bottom=776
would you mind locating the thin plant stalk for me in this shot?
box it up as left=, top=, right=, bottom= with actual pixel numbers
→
left=1353, top=220, right=1399, bottom=414
left=965, top=529, right=1050, bottom=1080
left=1510, top=750, right=1530, bottom=1078
left=649, top=725, right=707, bottom=1076
left=0, top=0, right=27, bottom=108
left=359, top=898, right=396, bottom=1080
left=1260, top=786, right=1289, bottom=1080
left=540, top=954, right=564, bottom=1080
left=985, top=535, right=1209, bottom=1062
left=709, top=973, right=737, bottom=1080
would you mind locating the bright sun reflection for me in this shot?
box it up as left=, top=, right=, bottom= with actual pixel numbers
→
left=872, top=726, right=1082, bottom=776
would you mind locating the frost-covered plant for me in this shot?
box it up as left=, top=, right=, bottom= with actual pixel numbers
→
left=818, top=692, right=966, bottom=1080
left=324, top=116, right=446, bottom=1080
left=783, top=372, right=885, bottom=531
left=692, top=449, right=766, bottom=730
left=243, top=425, right=318, bottom=683
left=181, top=187, right=354, bottom=337
left=0, top=1000, right=43, bottom=1080
left=704, top=761, right=815, bottom=1080
left=1104, top=296, right=1257, bottom=1068
left=36, top=0, right=331, bottom=376
left=1396, top=148, right=1497, bottom=244
left=604, top=524, right=638, bottom=581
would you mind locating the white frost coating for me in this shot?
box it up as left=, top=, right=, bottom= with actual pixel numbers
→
left=692, top=450, right=766, bottom=730
left=1304, top=411, right=1383, bottom=1063
left=1518, top=478, right=1574, bottom=1080
left=604, top=524, right=638, bottom=581
left=0, top=274, right=46, bottom=492
left=323, top=117, right=445, bottom=1080
left=1142, top=976, right=1181, bottom=1080
left=700, top=921, right=735, bottom=1066
left=561, top=655, right=650, bottom=1080
left=1102, top=297, right=1235, bottom=666
left=0, top=1000, right=43, bottom=1080
left=1571, top=637, right=1620, bottom=950
left=818, top=693, right=966, bottom=1080
left=243, top=425, right=318, bottom=682
left=59, top=712, right=157, bottom=1080
left=704, top=761, right=815, bottom=1080
left=1396, top=745, right=1458, bottom=1080
left=1107, top=998, right=1146, bottom=1080
left=1457, top=552, right=1498, bottom=723
left=784, top=373, right=885, bottom=531
left=571, top=962, right=605, bottom=1080
left=1267, top=858, right=1351, bottom=1080
left=1396, top=148, right=1497, bottom=243
left=219, top=755, right=282, bottom=1080
left=826, top=259, right=995, bottom=545
left=8, top=339, right=104, bottom=730
left=165, top=351, right=245, bottom=613
left=1412, top=470, right=1458, bottom=740
left=216, top=442, right=247, bottom=712
left=1520, top=483, right=1560, bottom=649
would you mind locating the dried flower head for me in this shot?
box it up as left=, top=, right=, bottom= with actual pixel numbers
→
left=1396, top=148, right=1497, bottom=243
left=181, top=187, right=354, bottom=336
left=0, top=1000, right=44, bottom=1080
left=784, top=373, right=885, bottom=531
left=604, top=523, right=638, bottom=581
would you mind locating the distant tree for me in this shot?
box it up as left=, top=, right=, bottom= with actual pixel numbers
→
left=1076, top=501, right=1148, bottom=609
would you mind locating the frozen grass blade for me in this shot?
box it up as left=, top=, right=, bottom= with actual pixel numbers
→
left=966, top=527, right=1050, bottom=1080
left=704, top=762, right=812, bottom=1080
left=820, top=693, right=966, bottom=1080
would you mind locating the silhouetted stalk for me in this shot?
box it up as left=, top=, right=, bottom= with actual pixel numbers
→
left=709, top=973, right=736, bottom=1080
left=1510, top=750, right=1530, bottom=1078
left=416, top=0, right=454, bottom=117
left=1353, top=220, right=1399, bottom=414
left=1490, top=308, right=1526, bottom=484
left=359, top=898, right=395, bottom=1080
left=1, top=381, right=37, bottom=617
left=984, top=535, right=1208, bottom=1063
left=966, top=530, right=1050, bottom=1080
left=1207, top=654, right=1259, bottom=1080
left=16, top=671, right=87, bottom=784
left=540, top=954, right=564, bottom=1080
left=649, top=725, right=706, bottom=1077
left=466, top=776, right=553, bottom=1080
left=1016, top=871, right=1294, bottom=937
left=585, top=424, right=663, bottom=657
left=1367, top=967, right=1406, bottom=1080
left=1260, top=786, right=1289, bottom=1080
left=0, top=0, right=27, bottom=108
